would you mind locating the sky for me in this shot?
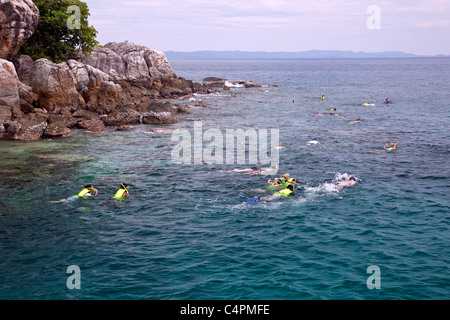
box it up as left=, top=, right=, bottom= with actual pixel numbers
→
left=84, top=0, right=450, bottom=55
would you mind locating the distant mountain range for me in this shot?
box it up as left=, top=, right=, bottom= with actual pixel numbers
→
left=165, top=50, right=449, bottom=60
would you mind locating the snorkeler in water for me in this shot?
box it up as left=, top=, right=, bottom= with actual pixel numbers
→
left=274, top=142, right=286, bottom=150
left=371, top=142, right=398, bottom=152
left=260, top=184, right=295, bottom=201
left=266, top=177, right=283, bottom=189
left=48, top=184, right=98, bottom=203
left=383, top=142, right=398, bottom=151
left=113, top=183, right=130, bottom=200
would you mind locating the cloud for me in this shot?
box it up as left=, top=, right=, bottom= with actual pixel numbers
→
left=84, top=0, right=450, bottom=54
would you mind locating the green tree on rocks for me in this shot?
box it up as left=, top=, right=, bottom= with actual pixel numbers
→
left=18, top=0, right=98, bottom=63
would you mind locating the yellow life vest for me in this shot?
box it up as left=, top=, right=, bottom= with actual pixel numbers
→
left=77, top=188, right=91, bottom=198
left=274, top=188, right=293, bottom=197
left=114, top=189, right=128, bottom=200
left=281, top=178, right=296, bottom=190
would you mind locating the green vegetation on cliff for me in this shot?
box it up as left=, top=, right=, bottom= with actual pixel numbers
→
left=18, top=0, right=98, bottom=63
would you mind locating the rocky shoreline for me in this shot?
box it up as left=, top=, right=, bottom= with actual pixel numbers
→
left=0, top=0, right=275, bottom=141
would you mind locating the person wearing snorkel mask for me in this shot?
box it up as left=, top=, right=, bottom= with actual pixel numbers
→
left=113, top=183, right=131, bottom=200
left=48, top=184, right=98, bottom=203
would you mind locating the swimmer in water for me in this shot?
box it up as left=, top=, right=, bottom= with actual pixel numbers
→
left=48, top=184, right=98, bottom=203
left=260, top=184, right=295, bottom=201
left=383, top=142, right=398, bottom=151
left=266, top=177, right=283, bottom=189
left=337, top=176, right=357, bottom=190
left=306, top=139, right=319, bottom=145
left=228, top=164, right=261, bottom=173
left=349, top=118, right=361, bottom=124
left=315, top=112, right=323, bottom=116
left=274, top=142, right=286, bottom=150
left=113, top=183, right=131, bottom=200
left=371, top=142, right=398, bottom=152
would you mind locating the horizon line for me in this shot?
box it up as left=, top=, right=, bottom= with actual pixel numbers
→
left=163, top=49, right=449, bottom=57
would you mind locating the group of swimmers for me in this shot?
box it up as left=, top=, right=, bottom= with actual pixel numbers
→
left=316, top=95, right=398, bottom=151
left=237, top=165, right=358, bottom=203
left=239, top=172, right=301, bottom=202
left=49, top=183, right=131, bottom=203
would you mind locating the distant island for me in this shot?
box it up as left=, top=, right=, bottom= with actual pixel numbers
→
left=166, top=50, right=449, bottom=60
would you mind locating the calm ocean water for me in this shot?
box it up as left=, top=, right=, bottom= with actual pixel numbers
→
left=0, top=58, right=449, bottom=300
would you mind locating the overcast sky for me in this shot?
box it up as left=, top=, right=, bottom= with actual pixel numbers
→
left=84, top=0, right=450, bottom=55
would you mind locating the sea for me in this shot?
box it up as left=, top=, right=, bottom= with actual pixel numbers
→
left=0, top=58, right=449, bottom=301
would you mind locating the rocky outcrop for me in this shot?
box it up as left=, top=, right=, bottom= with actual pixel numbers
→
left=81, top=41, right=177, bottom=81
left=0, top=0, right=39, bottom=60
left=203, top=77, right=263, bottom=88
left=102, top=107, right=140, bottom=126
left=1, top=114, right=47, bottom=141
left=28, top=58, right=123, bottom=112
left=44, top=121, right=72, bottom=138
left=0, top=2, right=267, bottom=141
left=142, top=111, right=178, bottom=125
left=0, top=1, right=223, bottom=143
left=202, top=77, right=226, bottom=88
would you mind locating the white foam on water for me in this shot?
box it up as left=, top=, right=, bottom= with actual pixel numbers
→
left=224, top=80, right=245, bottom=88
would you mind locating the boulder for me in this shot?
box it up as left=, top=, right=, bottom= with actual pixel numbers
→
left=29, top=59, right=80, bottom=110
left=0, top=106, right=12, bottom=122
left=229, top=80, right=262, bottom=88
left=175, top=104, right=191, bottom=114
left=11, top=54, right=33, bottom=84
left=116, top=125, right=131, bottom=131
left=202, top=77, right=262, bottom=88
left=71, top=109, right=99, bottom=120
left=0, top=0, right=39, bottom=60
left=48, top=114, right=78, bottom=129
left=77, top=119, right=105, bottom=132
left=142, top=111, right=178, bottom=125
left=13, top=114, right=47, bottom=140
left=87, top=81, right=124, bottom=112
left=159, top=77, right=194, bottom=98
left=18, top=81, right=37, bottom=113
left=195, top=102, right=211, bottom=108
left=202, top=77, right=226, bottom=88
left=142, top=101, right=176, bottom=114
left=29, top=58, right=125, bottom=111
left=0, top=59, right=20, bottom=121
left=0, top=120, right=21, bottom=138
left=102, top=108, right=140, bottom=126
left=44, top=122, right=72, bottom=138
left=66, top=59, right=113, bottom=91
left=81, top=41, right=177, bottom=81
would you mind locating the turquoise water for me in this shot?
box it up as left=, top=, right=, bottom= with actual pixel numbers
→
left=0, top=58, right=449, bottom=299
